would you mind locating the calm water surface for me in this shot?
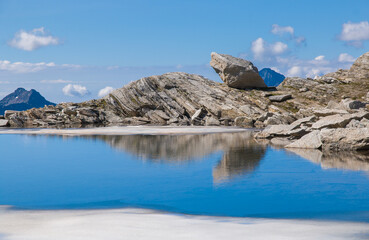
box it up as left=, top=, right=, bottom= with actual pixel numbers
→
left=0, top=132, right=369, bottom=221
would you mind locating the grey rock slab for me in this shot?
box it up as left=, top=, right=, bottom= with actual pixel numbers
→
left=4, top=110, right=19, bottom=119
left=234, top=116, right=253, bottom=128
left=254, top=125, right=292, bottom=139
left=210, top=52, right=267, bottom=89
left=205, top=116, right=220, bottom=126
left=340, top=99, right=367, bottom=110
left=320, top=128, right=369, bottom=151
left=286, top=130, right=322, bottom=149
left=312, top=112, right=369, bottom=129
left=313, top=109, right=349, bottom=117
left=0, top=119, right=9, bottom=127
left=268, top=94, right=292, bottom=102
left=289, top=116, right=316, bottom=130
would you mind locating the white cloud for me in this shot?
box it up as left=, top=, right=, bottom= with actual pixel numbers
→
left=40, top=79, right=73, bottom=84
left=271, top=24, right=294, bottom=35
left=314, top=55, right=325, bottom=61
left=98, top=86, right=114, bottom=98
left=0, top=60, right=56, bottom=73
left=0, top=59, right=81, bottom=73
left=338, top=53, right=356, bottom=63
left=62, top=84, right=89, bottom=97
left=339, top=21, right=369, bottom=47
left=271, top=24, right=306, bottom=45
left=271, top=42, right=288, bottom=54
left=287, top=66, right=302, bottom=76
left=8, top=27, right=60, bottom=51
left=283, top=54, right=354, bottom=78
left=251, top=38, right=288, bottom=61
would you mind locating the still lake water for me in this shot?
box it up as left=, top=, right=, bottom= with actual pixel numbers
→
left=0, top=131, right=369, bottom=221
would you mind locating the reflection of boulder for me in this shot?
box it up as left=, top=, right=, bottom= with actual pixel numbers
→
left=212, top=146, right=265, bottom=183
left=287, top=148, right=369, bottom=171
left=93, top=132, right=261, bottom=161
left=89, top=132, right=266, bottom=182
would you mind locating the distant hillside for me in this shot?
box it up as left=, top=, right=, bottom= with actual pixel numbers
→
left=0, top=88, right=55, bottom=115
left=259, top=68, right=285, bottom=87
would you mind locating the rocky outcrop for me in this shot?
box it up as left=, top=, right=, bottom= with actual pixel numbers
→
left=3, top=51, right=369, bottom=142
left=3, top=72, right=280, bottom=128
left=323, top=52, right=369, bottom=82
left=210, top=52, right=267, bottom=89
left=258, top=109, right=369, bottom=151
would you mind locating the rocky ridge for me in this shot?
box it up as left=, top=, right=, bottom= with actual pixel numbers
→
left=1, top=51, right=369, bottom=152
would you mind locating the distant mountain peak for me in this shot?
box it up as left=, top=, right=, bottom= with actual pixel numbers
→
left=259, top=68, right=285, bottom=87
left=0, top=88, right=55, bottom=115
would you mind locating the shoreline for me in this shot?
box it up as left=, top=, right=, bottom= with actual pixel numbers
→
left=0, top=126, right=250, bottom=136
left=0, top=207, right=368, bottom=240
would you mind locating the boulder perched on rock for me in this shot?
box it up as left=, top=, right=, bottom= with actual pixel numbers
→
left=210, top=52, right=267, bottom=89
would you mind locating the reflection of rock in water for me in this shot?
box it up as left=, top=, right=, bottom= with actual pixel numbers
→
left=93, top=132, right=261, bottom=161
left=89, top=132, right=266, bottom=182
left=287, top=148, right=369, bottom=171
left=212, top=146, right=265, bottom=183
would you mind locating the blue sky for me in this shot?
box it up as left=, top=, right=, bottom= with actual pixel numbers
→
left=0, top=0, right=368, bottom=103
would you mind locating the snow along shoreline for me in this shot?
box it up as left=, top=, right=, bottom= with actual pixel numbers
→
left=0, top=207, right=368, bottom=240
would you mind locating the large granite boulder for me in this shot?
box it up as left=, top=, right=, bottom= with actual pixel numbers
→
left=210, top=52, right=267, bottom=89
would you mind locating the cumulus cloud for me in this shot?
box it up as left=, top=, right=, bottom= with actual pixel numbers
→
left=339, top=21, right=369, bottom=47
left=62, top=84, right=89, bottom=97
left=8, top=27, right=60, bottom=51
left=98, top=86, right=114, bottom=98
left=271, top=24, right=306, bottom=45
left=287, top=66, right=302, bottom=76
left=283, top=54, right=355, bottom=78
left=338, top=53, right=356, bottom=63
left=251, top=38, right=288, bottom=61
left=40, top=79, right=73, bottom=84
